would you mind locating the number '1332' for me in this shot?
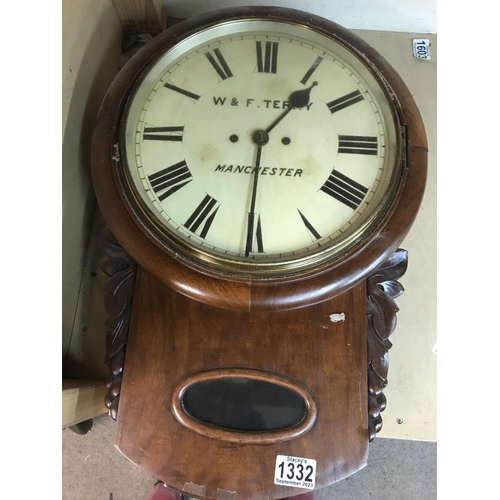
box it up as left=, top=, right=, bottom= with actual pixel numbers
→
left=278, top=462, right=314, bottom=482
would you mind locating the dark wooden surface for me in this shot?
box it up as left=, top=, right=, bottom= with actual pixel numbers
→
left=101, top=228, right=138, bottom=420
left=115, top=268, right=369, bottom=499
left=91, top=6, right=428, bottom=312
left=366, top=249, right=408, bottom=440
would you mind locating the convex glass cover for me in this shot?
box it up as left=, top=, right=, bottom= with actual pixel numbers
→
left=123, top=19, right=401, bottom=275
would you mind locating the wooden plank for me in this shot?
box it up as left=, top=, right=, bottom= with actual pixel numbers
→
left=352, top=30, right=437, bottom=442
left=112, top=0, right=167, bottom=35
left=69, top=28, right=436, bottom=443
left=62, top=380, right=108, bottom=428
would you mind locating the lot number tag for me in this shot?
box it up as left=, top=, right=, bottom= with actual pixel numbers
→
left=274, top=455, right=317, bottom=489
left=413, top=39, right=431, bottom=60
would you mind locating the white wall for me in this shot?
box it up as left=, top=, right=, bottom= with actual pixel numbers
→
left=163, top=0, right=436, bottom=34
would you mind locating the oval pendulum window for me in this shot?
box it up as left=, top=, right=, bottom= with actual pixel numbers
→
left=182, top=377, right=306, bottom=431
left=172, top=369, right=317, bottom=444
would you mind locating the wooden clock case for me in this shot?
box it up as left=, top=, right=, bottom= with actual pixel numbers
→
left=91, top=6, right=427, bottom=500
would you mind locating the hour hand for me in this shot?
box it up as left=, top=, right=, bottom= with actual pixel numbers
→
left=265, top=81, right=318, bottom=134
left=289, top=81, right=318, bottom=108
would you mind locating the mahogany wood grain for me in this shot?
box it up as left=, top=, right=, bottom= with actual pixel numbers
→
left=91, top=6, right=427, bottom=312
left=115, top=269, right=369, bottom=499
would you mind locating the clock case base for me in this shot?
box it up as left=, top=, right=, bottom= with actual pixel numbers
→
left=102, top=230, right=408, bottom=499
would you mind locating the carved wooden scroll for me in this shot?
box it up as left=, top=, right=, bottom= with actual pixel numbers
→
left=366, top=248, right=408, bottom=441
left=101, top=228, right=137, bottom=420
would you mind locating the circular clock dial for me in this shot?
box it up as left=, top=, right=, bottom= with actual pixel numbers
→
left=123, top=20, right=401, bottom=275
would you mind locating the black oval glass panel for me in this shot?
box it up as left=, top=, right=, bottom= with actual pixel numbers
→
left=181, top=378, right=307, bottom=432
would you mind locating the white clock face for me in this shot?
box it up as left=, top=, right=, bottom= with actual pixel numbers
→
left=123, top=20, right=400, bottom=274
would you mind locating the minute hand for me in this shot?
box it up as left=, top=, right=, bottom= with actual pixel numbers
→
left=245, top=144, right=263, bottom=257
left=265, top=81, right=318, bottom=134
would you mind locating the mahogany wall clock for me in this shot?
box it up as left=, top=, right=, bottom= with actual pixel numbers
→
left=92, top=6, right=427, bottom=499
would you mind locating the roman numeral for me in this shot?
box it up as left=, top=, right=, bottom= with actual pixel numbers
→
left=163, top=82, right=200, bottom=101
left=143, top=126, right=184, bottom=142
left=301, top=56, right=323, bottom=84
left=148, top=160, right=193, bottom=202
left=256, top=41, right=278, bottom=74
left=205, top=48, right=233, bottom=80
left=320, top=169, right=368, bottom=210
left=338, top=135, right=378, bottom=155
left=245, top=213, right=264, bottom=256
left=327, top=90, right=364, bottom=113
left=184, top=194, right=220, bottom=239
left=297, top=209, right=321, bottom=240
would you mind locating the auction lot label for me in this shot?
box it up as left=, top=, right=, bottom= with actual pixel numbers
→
left=274, top=455, right=317, bottom=489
